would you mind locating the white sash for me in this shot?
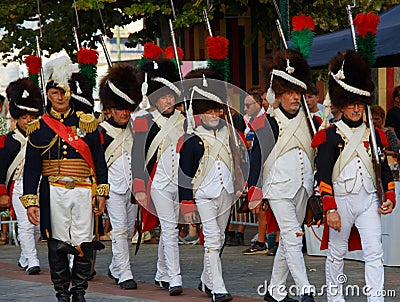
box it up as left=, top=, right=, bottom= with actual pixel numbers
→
left=101, top=121, right=133, bottom=167
left=192, top=125, right=232, bottom=191
left=333, top=121, right=375, bottom=185
left=6, top=129, right=27, bottom=186
left=263, top=108, right=312, bottom=175
left=145, top=110, right=183, bottom=165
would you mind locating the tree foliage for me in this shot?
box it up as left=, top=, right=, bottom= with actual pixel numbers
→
left=0, top=0, right=397, bottom=63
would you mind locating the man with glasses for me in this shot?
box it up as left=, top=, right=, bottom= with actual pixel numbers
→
left=313, top=50, right=395, bottom=302
left=98, top=64, right=141, bottom=289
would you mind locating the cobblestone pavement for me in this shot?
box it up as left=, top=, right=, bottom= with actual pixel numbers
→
left=0, top=233, right=399, bottom=301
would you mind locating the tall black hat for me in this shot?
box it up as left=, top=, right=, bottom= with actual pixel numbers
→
left=328, top=50, right=374, bottom=109
left=263, top=49, right=311, bottom=104
left=7, top=78, right=44, bottom=119
left=184, top=67, right=225, bottom=115
left=138, top=58, right=181, bottom=107
left=69, top=73, right=94, bottom=113
left=99, top=63, right=141, bottom=111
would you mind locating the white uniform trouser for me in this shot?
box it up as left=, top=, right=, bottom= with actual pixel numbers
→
left=267, top=187, right=312, bottom=301
left=196, top=189, right=232, bottom=294
left=151, top=182, right=182, bottom=287
left=107, top=189, right=137, bottom=283
left=12, top=179, right=40, bottom=269
left=49, top=177, right=93, bottom=246
left=326, top=187, right=383, bottom=302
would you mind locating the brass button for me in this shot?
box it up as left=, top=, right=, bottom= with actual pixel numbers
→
left=63, top=145, right=67, bottom=149
left=63, top=151, right=67, bottom=155
left=60, top=119, right=64, bottom=123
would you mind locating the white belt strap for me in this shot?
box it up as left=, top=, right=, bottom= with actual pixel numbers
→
left=333, top=121, right=374, bottom=185
left=101, top=121, right=133, bottom=167
left=146, top=110, right=182, bottom=165
left=6, top=129, right=27, bottom=185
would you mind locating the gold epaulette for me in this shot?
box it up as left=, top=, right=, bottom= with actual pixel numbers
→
left=26, top=117, right=41, bottom=136
left=78, top=112, right=98, bottom=133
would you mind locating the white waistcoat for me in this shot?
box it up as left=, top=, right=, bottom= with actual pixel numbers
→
left=193, top=125, right=234, bottom=199
left=262, top=108, right=314, bottom=199
left=332, top=121, right=376, bottom=195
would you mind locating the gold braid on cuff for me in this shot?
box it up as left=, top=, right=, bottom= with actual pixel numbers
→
left=20, top=195, right=39, bottom=208
left=96, top=184, right=110, bottom=197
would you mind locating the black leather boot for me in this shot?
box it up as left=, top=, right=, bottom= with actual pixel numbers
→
left=47, top=239, right=71, bottom=302
left=70, top=242, right=93, bottom=302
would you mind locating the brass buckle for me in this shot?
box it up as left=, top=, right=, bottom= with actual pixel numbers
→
left=65, top=181, right=76, bottom=189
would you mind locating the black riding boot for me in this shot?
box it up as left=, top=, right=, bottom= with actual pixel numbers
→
left=47, top=239, right=71, bottom=302
left=70, top=242, right=93, bottom=302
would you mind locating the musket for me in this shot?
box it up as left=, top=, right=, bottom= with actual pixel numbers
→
left=272, top=0, right=316, bottom=137
left=72, top=0, right=80, bottom=51
left=169, top=0, right=187, bottom=112
left=346, top=1, right=386, bottom=207
left=35, top=0, right=46, bottom=103
left=95, top=0, right=113, bottom=68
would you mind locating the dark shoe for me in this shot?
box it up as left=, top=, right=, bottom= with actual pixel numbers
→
left=242, top=242, right=268, bottom=255
left=87, top=270, right=96, bottom=281
left=154, top=279, right=170, bottom=290
left=267, top=243, right=278, bottom=256
left=264, top=291, right=298, bottom=302
left=71, top=293, right=86, bottom=302
left=225, top=231, right=238, bottom=246
left=57, top=296, right=70, bottom=302
left=119, top=279, right=137, bottom=289
left=198, top=281, right=213, bottom=298
left=169, top=285, right=183, bottom=296
left=28, top=266, right=41, bottom=275
left=212, top=293, right=233, bottom=302
left=18, top=262, right=28, bottom=270
left=301, top=293, right=315, bottom=302
left=107, top=269, right=119, bottom=284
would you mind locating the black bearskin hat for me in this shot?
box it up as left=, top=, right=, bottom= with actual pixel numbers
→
left=262, top=49, right=311, bottom=96
left=138, top=59, right=181, bottom=106
left=69, top=73, right=94, bottom=113
left=184, top=67, right=225, bottom=115
left=99, top=63, right=141, bottom=111
left=328, top=50, right=374, bottom=109
left=7, top=78, right=44, bottom=119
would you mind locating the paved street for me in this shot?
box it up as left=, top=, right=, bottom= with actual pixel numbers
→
left=0, top=229, right=399, bottom=301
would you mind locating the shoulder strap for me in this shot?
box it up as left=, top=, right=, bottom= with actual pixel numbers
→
left=6, top=129, right=27, bottom=186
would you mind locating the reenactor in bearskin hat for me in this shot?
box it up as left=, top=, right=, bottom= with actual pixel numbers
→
left=248, top=49, right=319, bottom=302
left=69, top=72, right=95, bottom=114
left=0, top=78, right=43, bottom=274
left=132, top=58, right=184, bottom=296
left=98, top=63, right=141, bottom=290
left=178, top=67, right=237, bottom=302
left=19, top=55, right=110, bottom=302
left=312, top=50, right=395, bottom=301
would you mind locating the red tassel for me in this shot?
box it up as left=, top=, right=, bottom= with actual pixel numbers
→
left=77, top=47, right=99, bottom=65
left=24, top=55, right=42, bottom=75
left=143, top=41, right=163, bottom=59
left=354, top=12, right=380, bottom=37
left=292, top=14, right=315, bottom=32
left=165, top=46, right=184, bottom=60
left=206, top=36, right=229, bottom=60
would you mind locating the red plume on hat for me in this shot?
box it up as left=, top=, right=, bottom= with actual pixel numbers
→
left=354, top=12, right=380, bottom=66
left=77, top=47, right=99, bottom=89
left=24, top=55, right=42, bottom=87
left=206, top=35, right=229, bottom=81
left=137, top=41, right=164, bottom=70
left=164, top=46, right=184, bottom=69
left=290, top=14, right=315, bottom=59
